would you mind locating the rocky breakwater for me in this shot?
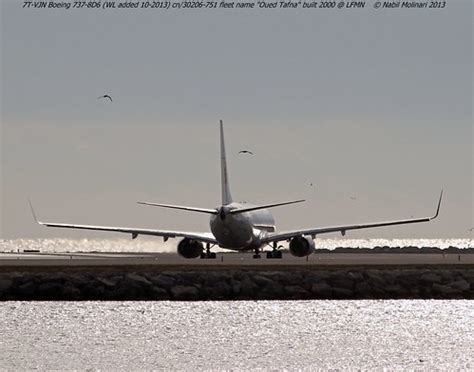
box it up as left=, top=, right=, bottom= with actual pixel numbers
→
left=0, top=267, right=473, bottom=301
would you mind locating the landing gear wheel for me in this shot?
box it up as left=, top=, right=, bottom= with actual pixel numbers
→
left=266, top=250, right=283, bottom=259
left=266, top=242, right=283, bottom=259
left=252, top=247, right=261, bottom=259
left=200, top=252, right=217, bottom=259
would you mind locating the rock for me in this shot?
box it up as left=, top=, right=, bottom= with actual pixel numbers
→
left=371, top=286, right=390, bottom=298
left=208, top=281, right=232, bottom=299
left=332, top=287, right=353, bottom=299
left=252, top=275, right=275, bottom=288
left=42, top=274, right=65, bottom=283
left=432, top=283, right=457, bottom=296
left=37, top=282, right=64, bottom=299
left=438, top=270, right=455, bottom=282
left=125, top=273, right=152, bottom=287
left=354, top=281, right=373, bottom=298
left=284, top=285, right=308, bottom=299
left=257, top=284, right=285, bottom=299
left=149, top=287, right=170, bottom=300
left=174, top=272, right=200, bottom=286
left=5, top=272, right=26, bottom=285
left=240, top=276, right=258, bottom=297
left=301, top=272, right=327, bottom=290
left=201, top=272, right=232, bottom=286
left=384, top=284, right=407, bottom=297
left=311, top=281, right=332, bottom=298
left=450, top=279, right=470, bottom=292
left=262, top=271, right=283, bottom=281
left=96, top=277, right=118, bottom=288
left=310, top=270, right=331, bottom=280
left=396, top=271, right=420, bottom=286
left=171, top=285, right=200, bottom=300
left=364, top=270, right=387, bottom=287
left=108, top=284, right=137, bottom=300
left=230, top=279, right=242, bottom=295
left=115, top=273, right=153, bottom=298
left=328, top=276, right=354, bottom=290
left=68, top=273, right=95, bottom=288
left=17, top=281, right=37, bottom=297
left=419, top=272, right=442, bottom=284
left=0, top=278, right=13, bottom=294
left=281, top=273, right=303, bottom=286
left=0, top=268, right=472, bottom=300
left=409, top=287, right=421, bottom=298
left=347, top=271, right=364, bottom=282
left=232, top=271, right=246, bottom=281
left=462, top=271, right=474, bottom=283
left=61, top=285, right=82, bottom=300
left=150, top=274, right=176, bottom=289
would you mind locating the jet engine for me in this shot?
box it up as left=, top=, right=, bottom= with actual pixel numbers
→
left=289, top=236, right=315, bottom=257
left=177, top=238, right=204, bottom=258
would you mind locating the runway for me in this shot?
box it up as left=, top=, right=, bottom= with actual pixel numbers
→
left=0, top=251, right=472, bottom=270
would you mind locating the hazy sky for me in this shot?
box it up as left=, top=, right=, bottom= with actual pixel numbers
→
left=1, top=0, right=472, bottom=239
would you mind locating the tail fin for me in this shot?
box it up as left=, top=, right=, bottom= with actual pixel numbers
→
left=220, top=120, right=233, bottom=205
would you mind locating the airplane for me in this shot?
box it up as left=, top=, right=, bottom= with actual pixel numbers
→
left=30, top=120, right=443, bottom=259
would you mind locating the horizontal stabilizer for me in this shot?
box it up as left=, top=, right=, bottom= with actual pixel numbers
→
left=229, top=199, right=305, bottom=215
left=137, top=201, right=218, bottom=215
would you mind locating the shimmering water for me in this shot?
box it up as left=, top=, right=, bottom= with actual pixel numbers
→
left=0, top=301, right=472, bottom=370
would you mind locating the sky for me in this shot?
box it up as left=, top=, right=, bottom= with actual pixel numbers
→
left=1, top=0, right=472, bottom=239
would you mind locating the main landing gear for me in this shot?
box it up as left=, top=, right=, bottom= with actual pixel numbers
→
left=266, top=250, right=282, bottom=259
left=252, top=243, right=283, bottom=259
left=200, top=243, right=216, bottom=259
left=266, top=242, right=283, bottom=259
left=253, top=248, right=261, bottom=259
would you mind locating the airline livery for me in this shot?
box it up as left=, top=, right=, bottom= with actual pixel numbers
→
left=31, top=121, right=443, bottom=259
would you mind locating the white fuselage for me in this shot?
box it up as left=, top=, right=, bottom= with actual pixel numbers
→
left=209, top=202, right=275, bottom=250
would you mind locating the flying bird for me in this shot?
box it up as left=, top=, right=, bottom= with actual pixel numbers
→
left=98, top=94, right=113, bottom=102
left=350, top=196, right=357, bottom=200
left=238, top=150, right=254, bottom=155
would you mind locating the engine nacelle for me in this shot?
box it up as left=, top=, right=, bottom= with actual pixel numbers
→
left=289, top=236, right=315, bottom=257
left=177, top=238, right=204, bottom=258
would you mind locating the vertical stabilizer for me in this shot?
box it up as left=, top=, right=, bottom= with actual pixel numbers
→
left=220, top=120, right=233, bottom=205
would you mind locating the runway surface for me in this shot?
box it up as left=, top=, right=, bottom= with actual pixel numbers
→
left=0, top=251, right=472, bottom=270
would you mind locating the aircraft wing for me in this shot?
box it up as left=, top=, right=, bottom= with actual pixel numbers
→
left=29, top=202, right=217, bottom=244
left=36, top=221, right=217, bottom=244
left=38, top=221, right=218, bottom=244
left=262, top=191, right=443, bottom=244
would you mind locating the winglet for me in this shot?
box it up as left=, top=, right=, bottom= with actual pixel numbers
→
left=28, top=198, right=41, bottom=224
left=431, top=189, right=443, bottom=220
